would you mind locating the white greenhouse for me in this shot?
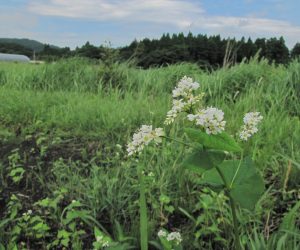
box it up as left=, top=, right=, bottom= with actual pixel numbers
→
left=0, top=53, right=30, bottom=62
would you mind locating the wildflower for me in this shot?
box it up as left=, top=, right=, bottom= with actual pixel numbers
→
left=96, top=235, right=109, bottom=248
left=166, top=231, right=182, bottom=244
left=96, top=236, right=103, bottom=242
left=239, top=112, right=263, bottom=141
left=23, top=210, right=33, bottom=216
left=172, top=76, right=199, bottom=98
left=157, top=229, right=167, bottom=237
left=186, top=93, right=203, bottom=106
left=102, top=241, right=109, bottom=247
left=148, top=172, right=155, bottom=177
left=188, top=107, right=226, bottom=135
left=164, top=99, right=185, bottom=125
left=127, top=125, right=164, bottom=156
left=165, top=76, right=203, bottom=125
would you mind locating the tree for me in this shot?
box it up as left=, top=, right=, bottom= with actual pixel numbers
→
left=291, top=43, right=300, bottom=58
left=265, top=37, right=289, bottom=64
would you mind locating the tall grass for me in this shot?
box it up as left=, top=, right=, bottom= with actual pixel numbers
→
left=0, top=57, right=299, bottom=249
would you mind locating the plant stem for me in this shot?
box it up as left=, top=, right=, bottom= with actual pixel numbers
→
left=215, top=165, right=241, bottom=250
left=138, top=166, right=148, bottom=250
left=162, top=135, right=199, bottom=149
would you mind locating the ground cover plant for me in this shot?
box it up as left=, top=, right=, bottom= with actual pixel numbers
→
left=0, top=57, right=299, bottom=249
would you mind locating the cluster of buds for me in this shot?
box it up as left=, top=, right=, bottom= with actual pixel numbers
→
left=187, top=107, right=226, bottom=135
left=165, top=76, right=204, bottom=125
left=96, top=235, right=109, bottom=248
left=157, top=229, right=182, bottom=245
left=127, top=125, right=164, bottom=156
left=239, top=112, right=263, bottom=141
left=127, top=78, right=263, bottom=158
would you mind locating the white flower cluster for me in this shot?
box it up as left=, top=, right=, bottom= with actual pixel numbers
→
left=172, top=76, right=199, bottom=98
left=165, top=76, right=203, bottom=125
left=22, top=209, right=33, bottom=217
left=127, top=125, right=164, bottom=156
left=165, top=99, right=185, bottom=125
left=239, top=112, right=263, bottom=141
left=157, top=229, right=182, bottom=245
left=96, top=235, right=109, bottom=248
left=187, top=107, right=226, bottom=134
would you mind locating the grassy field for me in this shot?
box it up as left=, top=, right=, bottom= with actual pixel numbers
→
left=0, top=57, right=299, bottom=249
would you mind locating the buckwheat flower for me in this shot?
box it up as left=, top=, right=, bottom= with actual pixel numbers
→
left=189, top=107, right=226, bottom=135
left=148, top=172, right=155, bottom=177
left=164, top=99, right=186, bottom=125
left=243, top=112, right=263, bottom=126
left=239, top=112, right=263, bottom=141
left=172, top=76, right=200, bottom=98
left=186, top=93, right=204, bottom=106
left=127, top=125, right=164, bottom=156
left=96, top=236, right=103, bottom=242
left=187, top=114, right=197, bottom=121
left=158, top=229, right=167, bottom=237
left=167, top=232, right=182, bottom=244
left=102, top=241, right=109, bottom=247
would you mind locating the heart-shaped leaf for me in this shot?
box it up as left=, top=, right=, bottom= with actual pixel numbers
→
left=199, top=157, right=265, bottom=210
left=185, top=128, right=242, bottom=152
left=182, top=150, right=226, bottom=174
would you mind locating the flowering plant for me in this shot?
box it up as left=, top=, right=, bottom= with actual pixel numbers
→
left=127, top=76, right=264, bottom=250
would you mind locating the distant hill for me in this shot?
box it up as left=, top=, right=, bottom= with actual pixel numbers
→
left=0, top=38, right=58, bottom=52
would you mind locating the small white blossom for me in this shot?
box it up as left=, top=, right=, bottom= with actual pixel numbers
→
left=239, top=112, right=263, bottom=141
left=158, top=229, right=167, bottom=237
left=127, top=125, right=164, bottom=156
left=96, top=235, right=109, bottom=248
left=102, top=241, right=109, bottom=247
left=188, top=107, right=226, bottom=134
left=172, top=76, right=199, bottom=98
left=164, top=99, right=186, bottom=125
left=166, top=232, right=182, bottom=244
left=148, top=172, right=155, bottom=177
left=23, top=210, right=33, bottom=217
left=96, top=236, right=103, bottom=242
left=165, top=77, right=203, bottom=125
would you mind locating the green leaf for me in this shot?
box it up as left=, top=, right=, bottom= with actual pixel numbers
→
left=279, top=199, right=300, bottom=232
left=200, top=158, right=265, bottom=210
left=185, top=128, right=242, bottom=152
left=0, top=243, right=5, bottom=250
left=182, top=150, right=226, bottom=174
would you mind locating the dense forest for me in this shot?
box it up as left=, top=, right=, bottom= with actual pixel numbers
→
left=1, top=33, right=300, bottom=68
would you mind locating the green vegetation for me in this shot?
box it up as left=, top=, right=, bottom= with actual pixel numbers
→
left=0, top=57, right=299, bottom=249
left=0, top=38, right=52, bottom=52
left=2, top=33, right=300, bottom=68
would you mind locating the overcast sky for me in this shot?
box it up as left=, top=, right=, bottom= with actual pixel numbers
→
left=1, top=0, right=300, bottom=48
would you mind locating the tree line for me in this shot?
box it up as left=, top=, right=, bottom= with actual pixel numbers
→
left=1, top=32, right=300, bottom=68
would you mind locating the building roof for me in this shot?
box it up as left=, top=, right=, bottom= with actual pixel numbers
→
left=0, top=53, right=30, bottom=62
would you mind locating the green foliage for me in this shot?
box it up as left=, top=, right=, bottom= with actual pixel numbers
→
left=0, top=59, right=299, bottom=249
left=185, top=128, right=242, bottom=152
left=200, top=158, right=265, bottom=209
left=182, top=149, right=226, bottom=174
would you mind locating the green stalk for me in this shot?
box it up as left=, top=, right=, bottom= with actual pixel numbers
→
left=215, top=165, right=241, bottom=250
left=162, top=135, right=199, bottom=149
left=138, top=166, right=148, bottom=250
